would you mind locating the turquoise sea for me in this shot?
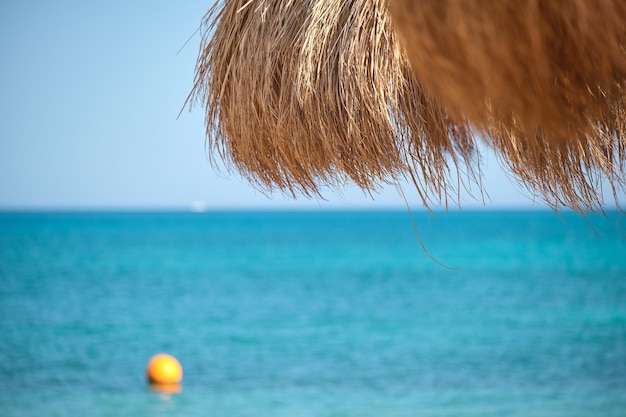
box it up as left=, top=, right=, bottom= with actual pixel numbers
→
left=0, top=210, right=625, bottom=417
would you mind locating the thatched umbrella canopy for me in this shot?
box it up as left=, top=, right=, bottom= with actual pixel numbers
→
left=188, top=0, right=626, bottom=211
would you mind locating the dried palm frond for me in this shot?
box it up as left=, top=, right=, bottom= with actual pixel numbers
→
left=389, top=0, right=626, bottom=211
left=188, top=0, right=626, bottom=211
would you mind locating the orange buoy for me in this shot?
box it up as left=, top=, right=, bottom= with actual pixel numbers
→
left=146, top=353, right=183, bottom=385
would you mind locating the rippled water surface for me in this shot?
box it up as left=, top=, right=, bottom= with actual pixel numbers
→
left=1, top=211, right=625, bottom=417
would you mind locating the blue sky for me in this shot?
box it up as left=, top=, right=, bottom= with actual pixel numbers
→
left=0, top=1, right=612, bottom=211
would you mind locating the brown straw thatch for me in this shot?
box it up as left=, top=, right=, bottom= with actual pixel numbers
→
left=188, top=0, right=626, bottom=211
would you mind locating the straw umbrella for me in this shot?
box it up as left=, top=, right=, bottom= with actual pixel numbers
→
left=188, top=0, right=626, bottom=211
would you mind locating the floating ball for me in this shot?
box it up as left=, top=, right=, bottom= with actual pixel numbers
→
left=146, top=353, right=183, bottom=385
